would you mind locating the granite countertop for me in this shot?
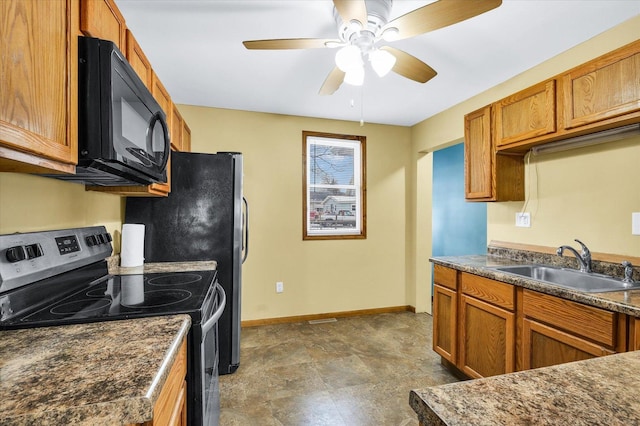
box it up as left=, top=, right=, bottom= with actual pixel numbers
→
left=410, top=350, right=640, bottom=425
left=106, top=256, right=217, bottom=275
left=430, top=254, right=640, bottom=317
left=0, top=315, right=191, bottom=425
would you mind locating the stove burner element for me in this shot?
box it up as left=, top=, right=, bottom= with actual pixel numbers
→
left=121, top=289, right=192, bottom=308
left=147, top=273, right=203, bottom=286
left=50, top=299, right=111, bottom=315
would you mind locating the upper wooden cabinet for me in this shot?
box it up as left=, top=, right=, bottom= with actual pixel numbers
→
left=0, top=0, right=78, bottom=174
left=495, top=80, right=556, bottom=147
left=493, top=39, right=640, bottom=154
left=464, top=106, right=524, bottom=202
left=171, top=104, right=184, bottom=152
left=125, top=29, right=152, bottom=89
left=182, top=121, right=192, bottom=153
left=152, top=72, right=172, bottom=121
left=561, top=39, right=640, bottom=130
left=80, top=0, right=126, bottom=50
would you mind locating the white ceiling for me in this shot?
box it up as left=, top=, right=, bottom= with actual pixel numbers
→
left=115, top=0, right=640, bottom=127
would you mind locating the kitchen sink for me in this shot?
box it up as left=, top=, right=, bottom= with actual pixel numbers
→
left=491, top=264, right=640, bottom=293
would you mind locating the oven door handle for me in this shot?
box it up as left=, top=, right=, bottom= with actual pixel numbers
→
left=202, top=283, right=226, bottom=334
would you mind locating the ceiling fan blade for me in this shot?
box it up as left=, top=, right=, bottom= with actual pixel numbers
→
left=333, top=0, right=368, bottom=27
left=380, top=46, right=437, bottom=84
left=319, top=67, right=346, bottom=95
left=384, top=0, right=502, bottom=41
left=243, top=38, right=341, bottom=50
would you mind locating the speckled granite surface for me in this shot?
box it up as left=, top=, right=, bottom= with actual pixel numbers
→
left=106, top=255, right=217, bottom=275
left=0, top=315, right=191, bottom=425
left=410, top=350, right=640, bottom=426
left=430, top=254, right=640, bottom=317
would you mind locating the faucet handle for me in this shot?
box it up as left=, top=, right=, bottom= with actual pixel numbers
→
left=622, top=261, right=635, bottom=283
left=574, top=239, right=591, bottom=256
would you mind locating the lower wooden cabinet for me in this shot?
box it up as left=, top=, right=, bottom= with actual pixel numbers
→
left=521, top=288, right=623, bottom=369
left=432, top=265, right=629, bottom=380
left=433, top=265, right=458, bottom=364
left=458, top=272, right=516, bottom=378
left=459, top=294, right=515, bottom=378
left=433, top=284, right=457, bottom=364
left=522, top=318, right=612, bottom=370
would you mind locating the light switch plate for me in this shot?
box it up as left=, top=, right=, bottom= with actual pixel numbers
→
left=633, top=212, right=640, bottom=235
left=515, top=212, right=531, bottom=228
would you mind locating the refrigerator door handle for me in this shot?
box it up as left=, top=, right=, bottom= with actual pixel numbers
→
left=242, top=196, right=249, bottom=264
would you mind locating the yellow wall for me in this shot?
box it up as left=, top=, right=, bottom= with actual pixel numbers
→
left=179, top=106, right=413, bottom=321
left=411, top=15, right=640, bottom=313
left=0, top=173, right=122, bottom=248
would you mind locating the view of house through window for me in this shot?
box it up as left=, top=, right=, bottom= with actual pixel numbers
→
left=303, top=131, right=366, bottom=240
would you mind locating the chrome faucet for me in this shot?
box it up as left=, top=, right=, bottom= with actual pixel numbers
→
left=556, top=239, right=592, bottom=273
left=622, top=261, right=635, bottom=284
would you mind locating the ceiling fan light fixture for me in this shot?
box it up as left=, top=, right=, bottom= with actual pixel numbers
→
left=369, top=49, right=396, bottom=77
left=335, top=45, right=363, bottom=72
left=380, top=27, right=400, bottom=42
left=344, top=66, right=365, bottom=86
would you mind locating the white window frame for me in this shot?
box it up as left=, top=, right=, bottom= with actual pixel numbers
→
left=303, top=131, right=366, bottom=240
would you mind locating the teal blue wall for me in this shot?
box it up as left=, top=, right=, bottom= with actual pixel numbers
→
left=432, top=143, right=487, bottom=257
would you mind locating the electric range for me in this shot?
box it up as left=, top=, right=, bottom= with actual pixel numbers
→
left=0, top=226, right=224, bottom=426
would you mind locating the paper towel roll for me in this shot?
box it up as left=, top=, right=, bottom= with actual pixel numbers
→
left=120, top=224, right=145, bottom=267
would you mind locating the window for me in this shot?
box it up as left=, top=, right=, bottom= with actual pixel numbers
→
left=303, top=131, right=366, bottom=240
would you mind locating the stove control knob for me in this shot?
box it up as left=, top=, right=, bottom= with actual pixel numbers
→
left=6, top=246, right=26, bottom=263
left=102, top=232, right=112, bottom=243
left=86, top=235, right=98, bottom=246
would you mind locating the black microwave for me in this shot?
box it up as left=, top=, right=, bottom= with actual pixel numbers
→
left=50, top=36, right=170, bottom=186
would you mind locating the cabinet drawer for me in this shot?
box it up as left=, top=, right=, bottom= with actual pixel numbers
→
left=434, top=265, right=457, bottom=290
left=461, top=273, right=515, bottom=311
left=523, top=289, right=616, bottom=348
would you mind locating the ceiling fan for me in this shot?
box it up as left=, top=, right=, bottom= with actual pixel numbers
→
left=243, top=0, right=502, bottom=95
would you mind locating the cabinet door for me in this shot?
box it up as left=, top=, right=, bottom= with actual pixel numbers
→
left=80, top=0, right=126, bottom=50
left=152, top=73, right=172, bottom=120
left=433, top=284, right=457, bottom=364
left=126, top=29, right=152, bottom=89
left=170, top=104, right=184, bottom=151
left=464, top=106, right=493, bottom=200
left=459, top=294, right=515, bottom=378
left=522, top=319, right=613, bottom=370
left=0, top=0, right=77, bottom=173
left=495, top=80, right=556, bottom=147
left=561, top=39, right=640, bottom=130
left=182, top=121, right=192, bottom=153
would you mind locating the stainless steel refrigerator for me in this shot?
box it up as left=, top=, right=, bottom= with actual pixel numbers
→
left=125, top=151, right=247, bottom=375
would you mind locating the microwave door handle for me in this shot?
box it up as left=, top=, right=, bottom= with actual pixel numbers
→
left=242, top=196, right=249, bottom=264
left=201, top=283, right=226, bottom=334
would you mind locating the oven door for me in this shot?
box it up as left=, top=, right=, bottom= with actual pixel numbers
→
left=201, top=282, right=226, bottom=426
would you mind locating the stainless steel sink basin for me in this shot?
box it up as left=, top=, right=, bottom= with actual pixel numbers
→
left=491, top=264, right=640, bottom=293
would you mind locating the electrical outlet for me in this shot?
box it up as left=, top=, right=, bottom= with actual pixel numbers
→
left=515, top=212, right=531, bottom=228
left=276, top=281, right=284, bottom=293
left=633, top=212, right=640, bottom=235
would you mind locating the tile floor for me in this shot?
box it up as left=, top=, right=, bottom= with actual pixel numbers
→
left=219, top=312, right=459, bottom=425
